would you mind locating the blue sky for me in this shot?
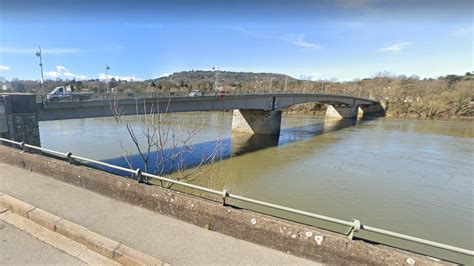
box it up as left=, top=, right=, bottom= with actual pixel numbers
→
left=0, top=0, right=472, bottom=81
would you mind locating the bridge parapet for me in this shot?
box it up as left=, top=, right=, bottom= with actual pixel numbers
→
left=0, top=93, right=41, bottom=147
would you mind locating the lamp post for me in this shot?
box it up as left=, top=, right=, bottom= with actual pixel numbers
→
left=105, top=65, right=110, bottom=93
left=212, top=66, right=219, bottom=95
left=35, top=46, right=45, bottom=102
left=269, top=77, right=274, bottom=93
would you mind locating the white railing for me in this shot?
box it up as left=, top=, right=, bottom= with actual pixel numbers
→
left=0, top=137, right=472, bottom=259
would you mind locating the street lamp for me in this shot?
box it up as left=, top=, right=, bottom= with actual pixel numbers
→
left=105, top=65, right=110, bottom=93
left=35, top=46, right=45, bottom=102
left=212, top=66, right=219, bottom=94
left=269, top=77, right=275, bottom=93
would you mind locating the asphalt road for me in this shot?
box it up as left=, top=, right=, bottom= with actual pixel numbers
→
left=0, top=163, right=317, bottom=265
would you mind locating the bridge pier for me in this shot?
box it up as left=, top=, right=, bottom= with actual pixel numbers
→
left=232, top=109, right=281, bottom=135
left=0, top=93, right=41, bottom=146
left=325, top=105, right=359, bottom=120
left=359, top=102, right=386, bottom=118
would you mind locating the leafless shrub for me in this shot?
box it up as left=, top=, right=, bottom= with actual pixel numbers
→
left=110, top=96, right=222, bottom=188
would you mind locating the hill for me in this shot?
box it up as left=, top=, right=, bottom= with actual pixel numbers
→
left=157, top=70, right=297, bottom=86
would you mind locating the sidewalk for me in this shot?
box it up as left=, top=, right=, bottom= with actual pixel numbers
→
left=0, top=163, right=315, bottom=265
left=0, top=221, right=84, bottom=265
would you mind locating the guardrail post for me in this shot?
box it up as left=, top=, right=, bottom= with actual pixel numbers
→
left=222, top=189, right=228, bottom=206
left=345, top=219, right=361, bottom=240
left=66, top=152, right=74, bottom=164
left=20, top=141, right=27, bottom=152
left=134, top=168, right=143, bottom=183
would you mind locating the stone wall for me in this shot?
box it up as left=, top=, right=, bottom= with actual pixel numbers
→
left=0, top=94, right=41, bottom=147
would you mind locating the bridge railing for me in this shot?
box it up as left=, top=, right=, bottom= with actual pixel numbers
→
left=1, top=137, right=471, bottom=261
left=36, top=90, right=375, bottom=104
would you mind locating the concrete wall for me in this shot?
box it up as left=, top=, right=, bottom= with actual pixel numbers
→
left=0, top=94, right=41, bottom=146
left=232, top=109, right=282, bottom=135
left=0, top=145, right=449, bottom=265
left=0, top=98, right=8, bottom=134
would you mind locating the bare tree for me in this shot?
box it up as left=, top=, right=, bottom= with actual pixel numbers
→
left=109, top=96, right=222, bottom=188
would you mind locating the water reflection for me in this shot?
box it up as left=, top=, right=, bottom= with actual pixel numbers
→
left=98, top=118, right=363, bottom=176
left=231, top=133, right=279, bottom=156
left=38, top=113, right=474, bottom=261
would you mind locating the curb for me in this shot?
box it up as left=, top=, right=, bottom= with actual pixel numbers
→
left=0, top=193, right=168, bottom=266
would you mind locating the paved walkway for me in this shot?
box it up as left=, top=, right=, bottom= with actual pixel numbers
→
left=0, top=221, right=84, bottom=265
left=0, top=163, right=316, bottom=265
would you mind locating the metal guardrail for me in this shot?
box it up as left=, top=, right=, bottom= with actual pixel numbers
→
left=36, top=90, right=376, bottom=104
left=0, top=137, right=472, bottom=257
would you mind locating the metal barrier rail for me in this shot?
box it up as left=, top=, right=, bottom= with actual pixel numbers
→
left=0, top=137, right=472, bottom=257
left=36, top=91, right=376, bottom=104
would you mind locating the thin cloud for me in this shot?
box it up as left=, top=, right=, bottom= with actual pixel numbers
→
left=125, top=23, right=163, bottom=29
left=226, top=27, right=321, bottom=49
left=336, top=0, right=373, bottom=8
left=378, top=42, right=412, bottom=53
left=0, top=65, right=10, bottom=71
left=0, top=47, right=80, bottom=55
left=291, top=35, right=320, bottom=48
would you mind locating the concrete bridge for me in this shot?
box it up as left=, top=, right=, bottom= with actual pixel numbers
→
left=0, top=93, right=385, bottom=146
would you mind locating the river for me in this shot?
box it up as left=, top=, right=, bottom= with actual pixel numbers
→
left=39, top=112, right=473, bottom=262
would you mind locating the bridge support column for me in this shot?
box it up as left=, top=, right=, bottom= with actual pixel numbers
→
left=232, top=109, right=281, bottom=135
left=359, top=103, right=386, bottom=118
left=0, top=93, right=41, bottom=146
left=325, top=105, right=358, bottom=120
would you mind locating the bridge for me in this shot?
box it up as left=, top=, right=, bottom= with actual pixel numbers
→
left=0, top=92, right=385, bottom=146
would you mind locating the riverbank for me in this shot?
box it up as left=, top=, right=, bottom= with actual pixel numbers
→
left=282, top=103, right=473, bottom=121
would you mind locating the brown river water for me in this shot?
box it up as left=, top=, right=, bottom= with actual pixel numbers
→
left=40, top=112, right=473, bottom=263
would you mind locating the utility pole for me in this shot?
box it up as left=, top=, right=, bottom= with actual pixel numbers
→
left=35, top=46, right=45, bottom=102
left=269, top=77, right=274, bottom=93
left=213, top=66, right=219, bottom=94
left=105, top=65, right=110, bottom=93
left=284, top=76, right=288, bottom=92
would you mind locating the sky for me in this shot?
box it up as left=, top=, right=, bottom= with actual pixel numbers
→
left=0, top=0, right=472, bottom=81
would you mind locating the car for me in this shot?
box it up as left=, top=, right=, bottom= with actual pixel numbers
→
left=189, top=90, right=203, bottom=97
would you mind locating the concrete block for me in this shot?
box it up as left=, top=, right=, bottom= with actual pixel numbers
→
left=28, top=207, right=62, bottom=231
left=0, top=194, right=35, bottom=217
left=55, top=219, right=120, bottom=259
left=325, top=105, right=358, bottom=120
left=113, top=244, right=168, bottom=266
left=232, top=109, right=281, bottom=135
